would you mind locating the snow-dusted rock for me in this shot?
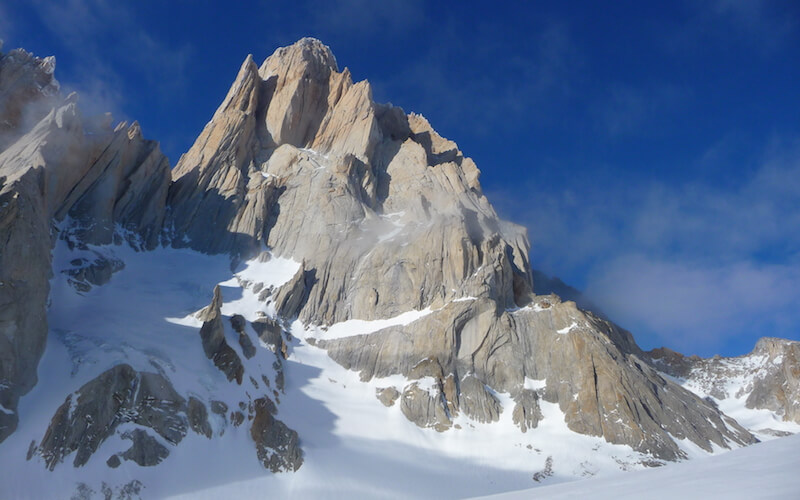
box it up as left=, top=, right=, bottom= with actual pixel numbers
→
left=0, top=47, right=60, bottom=148
left=0, top=38, right=795, bottom=497
left=0, top=79, right=169, bottom=442
left=160, top=38, right=760, bottom=461
left=34, top=364, right=189, bottom=470
left=650, top=337, right=800, bottom=429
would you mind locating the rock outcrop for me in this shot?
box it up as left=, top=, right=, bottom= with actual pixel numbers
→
left=318, top=295, right=756, bottom=460
left=650, top=338, right=800, bottom=424
left=197, top=285, right=245, bottom=384
left=34, top=364, right=189, bottom=470
left=0, top=46, right=170, bottom=442
left=1, top=38, right=791, bottom=483
left=0, top=47, right=59, bottom=148
left=250, top=397, right=303, bottom=472
left=513, top=389, right=543, bottom=433
left=159, top=38, right=759, bottom=461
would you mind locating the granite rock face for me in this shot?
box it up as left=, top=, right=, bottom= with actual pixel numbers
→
left=0, top=46, right=170, bottom=442
left=0, top=47, right=59, bottom=148
left=0, top=38, right=791, bottom=477
left=512, top=389, right=543, bottom=433
left=319, top=295, right=756, bottom=460
left=34, top=364, right=188, bottom=470
left=650, top=338, right=800, bottom=424
left=161, top=38, right=760, bottom=460
left=168, top=37, right=533, bottom=327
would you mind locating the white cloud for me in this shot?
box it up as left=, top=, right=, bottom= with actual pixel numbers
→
left=505, top=136, right=800, bottom=355
left=27, top=0, right=191, bottom=116
left=586, top=254, right=800, bottom=354
left=306, top=0, right=427, bottom=38
left=0, top=4, right=13, bottom=46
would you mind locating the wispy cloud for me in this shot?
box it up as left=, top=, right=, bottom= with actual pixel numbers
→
left=0, top=4, right=13, bottom=46
left=306, top=0, right=427, bottom=38
left=372, top=20, right=581, bottom=138
left=26, top=0, right=191, bottom=117
left=595, top=83, right=689, bottom=138
left=669, top=0, right=797, bottom=55
left=503, top=136, right=800, bottom=355
left=587, top=255, right=800, bottom=355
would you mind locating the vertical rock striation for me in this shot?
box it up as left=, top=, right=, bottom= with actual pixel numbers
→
left=649, top=338, right=800, bottom=425
left=0, top=47, right=170, bottom=443
left=166, top=38, right=757, bottom=460
left=1, top=38, right=787, bottom=472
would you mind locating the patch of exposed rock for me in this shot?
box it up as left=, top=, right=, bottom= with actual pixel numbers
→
left=250, top=397, right=303, bottom=472
left=197, top=285, right=244, bottom=384
left=252, top=317, right=287, bottom=357
left=230, top=314, right=257, bottom=359
left=0, top=51, right=170, bottom=441
left=459, top=375, right=502, bottom=424
left=116, top=429, right=170, bottom=467
left=188, top=396, right=213, bottom=438
left=319, top=295, right=756, bottom=460
left=400, top=381, right=452, bottom=432
left=376, top=387, right=400, bottom=407
left=71, top=479, right=144, bottom=500
left=649, top=338, right=800, bottom=424
left=512, top=389, right=543, bottom=432
left=33, top=364, right=191, bottom=470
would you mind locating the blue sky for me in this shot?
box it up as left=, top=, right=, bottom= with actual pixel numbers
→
left=2, top=1, right=799, bottom=357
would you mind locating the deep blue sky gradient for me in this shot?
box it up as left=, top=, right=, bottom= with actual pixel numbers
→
left=2, top=1, right=799, bottom=356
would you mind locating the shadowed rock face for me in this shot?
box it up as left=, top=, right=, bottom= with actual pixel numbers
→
left=0, top=47, right=170, bottom=443
left=0, top=38, right=782, bottom=471
left=513, top=389, right=543, bottom=433
left=35, top=364, right=189, bottom=470
left=197, top=285, right=245, bottom=384
left=649, top=338, right=800, bottom=424
left=250, top=397, right=303, bottom=472
left=160, top=38, right=757, bottom=460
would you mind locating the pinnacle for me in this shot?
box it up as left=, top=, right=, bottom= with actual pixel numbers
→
left=261, top=37, right=339, bottom=75
left=292, top=37, right=337, bottom=66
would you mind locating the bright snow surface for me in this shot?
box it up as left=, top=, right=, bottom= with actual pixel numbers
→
left=470, top=432, right=800, bottom=500
left=0, top=237, right=795, bottom=499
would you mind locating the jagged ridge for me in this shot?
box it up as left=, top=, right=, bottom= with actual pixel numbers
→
left=1, top=38, right=791, bottom=489
left=162, top=38, right=756, bottom=460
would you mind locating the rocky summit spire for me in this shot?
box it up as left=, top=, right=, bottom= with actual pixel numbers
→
left=260, top=37, right=339, bottom=78
left=3, top=39, right=795, bottom=498
left=0, top=50, right=170, bottom=443
left=162, top=38, right=758, bottom=461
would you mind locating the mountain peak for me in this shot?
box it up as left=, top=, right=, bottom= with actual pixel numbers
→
left=259, top=37, right=338, bottom=80
left=2, top=38, right=797, bottom=498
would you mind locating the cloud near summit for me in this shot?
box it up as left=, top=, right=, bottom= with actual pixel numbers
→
left=504, top=136, right=800, bottom=356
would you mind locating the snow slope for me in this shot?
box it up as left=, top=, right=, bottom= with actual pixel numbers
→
left=471, top=432, right=800, bottom=500
left=689, top=383, right=800, bottom=441
left=0, top=235, right=674, bottom=499
left=655, top=356, right=800, bottom=440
